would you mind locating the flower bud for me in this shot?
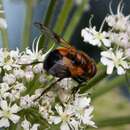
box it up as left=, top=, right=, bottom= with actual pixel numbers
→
left=3, top=74, right=16, bottom=85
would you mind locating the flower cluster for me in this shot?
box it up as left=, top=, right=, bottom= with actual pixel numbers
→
left=81, top=1, right=130, bottom=75
left=50, top=93, right=96, bottom=130
left=0, top=37, right=96, bottom=130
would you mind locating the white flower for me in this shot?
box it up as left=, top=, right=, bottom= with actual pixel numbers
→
left=0, top=83, right=10, bottom=99
left=73, top=94, right=96, bottom=128
left=20, top=95, right=35, bottom=108
left=33, top=63, right=43, bottom=73
left=18, top=54, right=33, bottom=64
left=106, top=1, right=130, bottom=31
left=39, top=104, right=54, bottom=123
left=21, top=118, right=40, bottom=130
left=0, top=49, right=13, bottom=70
left=106, top=14, right=129, bottom=31
left=22, top=36, right=54, bottom=64
left=101, top=48, right=129, bottom=75
left=18, top=37, right=54, bottom=65
left=13, top=68, right=25, bottom=79
left=3, top=74, right=16, bottom=85
left=0, top=17, right=7, bottom=29
left=39, top=74, right=47, bottom=83
left=9, top=90, right=21, bottom=101
left=57, top=78, right=77, bottom=90
left=109, top=32, right=130, bottom=48
left=9, top=82, right=26, bottom=101
left=25, top=71, right=34, bottom=81
left=81, top=27, right=111, bottom=47
left=15, top=83, right=26, bottom=92
left=125, top=48, right=130, bottom=59
left=58, top=88, right=71, bottom=103
left=50, top=104, right=76, bottom=130
left=10, top=48, right=20, bottom=61
left=0, top=49, right=20, bottom=70
left=0, top=100, right=20, bottom=128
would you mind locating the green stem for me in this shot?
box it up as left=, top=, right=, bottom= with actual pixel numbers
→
left=39, top=0, right=57, bottom=49
left=54, top=0, right=73, bottom=34
left=64, top=0, right=89, bottom=41
left=9, top=123, right=16, bottom=130
left=19, top=108, right=49, bottom=129
left=27, top=108, right=49, bottom=128
left=92, top=73, right=130, bottom=99
left=22, top=1, right=33, bottom=50
left=80, top=64, right=107, bottom=93
left=44, top=0, right=57, bottom=27
left=0, top=0, right=9, bottom=48
left=95, top=116, right=130, bottom=128
left=1, top=29, right=9, bottom=48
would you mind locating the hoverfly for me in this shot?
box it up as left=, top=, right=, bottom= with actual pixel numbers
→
left=35, top=23, right=97, bottom=84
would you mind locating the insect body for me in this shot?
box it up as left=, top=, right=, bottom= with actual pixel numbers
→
left=35, top=23, right=97, bottom=84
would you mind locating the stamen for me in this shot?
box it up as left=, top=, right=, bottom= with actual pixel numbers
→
left=35, top=35, right=42, bottom=54
left=120, top=3, right=124, bottom=13
left=117, top=0, right=123, bottom=14
left=32, top=37, right=37, bottom=53
left=109, top=0, right=114, bottom=15
left=89, top=15, right=94, bottom=28
left=99, top=18, right=106, bottom=32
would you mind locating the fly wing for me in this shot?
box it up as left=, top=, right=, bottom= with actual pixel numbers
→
left=34, top=22, right=72, bottom=48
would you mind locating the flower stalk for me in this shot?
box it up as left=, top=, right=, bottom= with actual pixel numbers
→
left=0, top=0, right=9, bottom=48
left=64, top=0, right=89, bottom=41
left=1, top=29, right=9, bottom=48
left=95, top=116, right=130, bottom=128
left=91, top=72, right=130, bottom=99
left=54, top=0, right=73, bottom=34
left=22, top=1, right=33, bottom=50
left=39, top=0, right=57, bottom=49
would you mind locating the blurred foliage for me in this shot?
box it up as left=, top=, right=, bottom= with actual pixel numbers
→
left=0, top=0, right=8, bottom=48
left=89, top=89, right=130, bottom=130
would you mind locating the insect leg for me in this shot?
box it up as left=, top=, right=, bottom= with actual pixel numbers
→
left=34, top=78, right=62, bottom=101
left=18, top=61, right=43, bottom=66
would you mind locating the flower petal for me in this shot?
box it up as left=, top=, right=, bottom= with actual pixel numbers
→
left=0, top=111, right=3, bottom=118
left=102, top=39, right=111, bottom=47
left=21, top=118, right=30, bottom=130
left=0, top=118, right=10, bottom=128
left=117, top=66, right=125, bottom=75
left=0, top=100, right=8, bottom=110
left=60, top=122, right=70, bottom=130
left=50, top=116, right=61, bottom=124
left=31, top=124, right=40, bottom=130
left=55, top=104, right=63, bottom=115
left=9, top=114, right=20, bottom=124
left=100, top=57, right=113, bottom=66
left=10, top=104, right=20, bottom=113
left=106, top=63, right=114, bottom=74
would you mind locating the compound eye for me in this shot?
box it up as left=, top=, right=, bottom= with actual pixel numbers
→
left=71, top=59, right=79, bottom=65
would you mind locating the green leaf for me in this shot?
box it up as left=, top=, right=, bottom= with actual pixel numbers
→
left=64, top=0, right=89, bottom=41
left=38, top=0, right=57, bottom=49
left=95, top=116, right=130, bottom=127
left=54, top=0, right=73, bottom=34
left=1, top=29, right=9, bottom=48
left=22, top=1, right=33, bottom=50
left=0, top=0, right=9, bottom=48
left=43, top=0, right=57, bottom=27
left=91, top=73, right=130, bottom=99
